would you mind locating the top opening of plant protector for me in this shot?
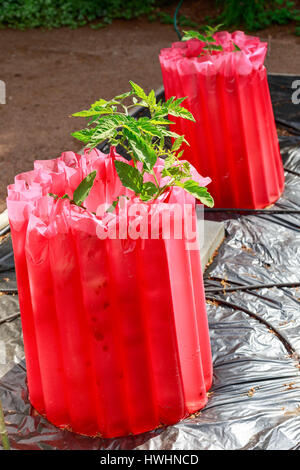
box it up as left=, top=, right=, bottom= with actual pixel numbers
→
left=160, top=31, right=267, bottom=75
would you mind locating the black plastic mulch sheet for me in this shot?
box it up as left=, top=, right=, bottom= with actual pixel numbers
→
left=0, top=76, right=300, bottom=450
left=268, top=74, right=300, bottom=135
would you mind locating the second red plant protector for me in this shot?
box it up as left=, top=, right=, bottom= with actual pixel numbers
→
left=159, top=31, right=285, bottom=209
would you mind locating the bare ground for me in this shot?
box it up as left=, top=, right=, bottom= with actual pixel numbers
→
left=0, top=16, right=300, bottom=212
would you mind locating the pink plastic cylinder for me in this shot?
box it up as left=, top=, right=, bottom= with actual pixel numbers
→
left=7, top=148, right=212, bottom=438
left=159, top=31, right=285, bottom=209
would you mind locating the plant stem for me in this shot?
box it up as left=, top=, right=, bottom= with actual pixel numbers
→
left=151, top=170, right=160, bottom=191
left=0, top=397, right=10, bottom=450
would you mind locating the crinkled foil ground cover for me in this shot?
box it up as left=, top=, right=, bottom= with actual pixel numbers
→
left=0, top=75, right=299, bottom=450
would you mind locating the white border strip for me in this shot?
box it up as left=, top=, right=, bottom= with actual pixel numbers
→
left=0, top=209, right=9, bottom=231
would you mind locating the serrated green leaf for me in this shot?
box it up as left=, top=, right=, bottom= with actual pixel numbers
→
left=168, top=106, right=195, bottom=122
left=160, top=128, right=189, bottom=144
left=135, top=100, right=148, bottom=108
left=72, top=109, right=101, bottom=118
left=123, top=127, right=157, bottom=171
left=165, top=96, right=175, bottom=106
left=89, top=115, right=131, bottom=145
left=150, top=117, right=174, bottom=126
left=204, top=23, right=223, bottom=34
left=159, top=136, right=165, bottom=149
left=91, top=99, right=108, bottom=108
left=114, top=161, right=143, bottom=193
left=71, top=128, right=96, bottom=144
left=113, top=91, right=132, bottom=101
left=162, top=166, right=185, bottom=179
left=182, top=30, right=206, bottom=41
left=164, top=152, right=176, bottom=168
left=148, top=89, right=156, bottom=107
left=91, top=106, right=114, bottom=114
left=182, top=29, right=219, bottom=43
left=137, top=119, right=163, bottom=138
left=129, top=81, right=148, bottom=101
left=73, top=170, right=97, bottom=206
left=87, top=114, right=101, bottom=126
left=172, top=97, right=187, bottom=107
left=179, top=180, right=214, bottom=207
left=171, top=135, right=185, bottom=152
left=161, top=97, right=195, bottom=122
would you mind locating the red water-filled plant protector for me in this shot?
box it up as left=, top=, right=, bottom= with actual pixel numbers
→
left=7, top=148, right=212, bottom=438
left=159, top=31, right=285, bottom=209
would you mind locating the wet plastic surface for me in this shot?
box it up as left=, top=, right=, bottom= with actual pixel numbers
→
left=0, top=75, right=300, bottom=449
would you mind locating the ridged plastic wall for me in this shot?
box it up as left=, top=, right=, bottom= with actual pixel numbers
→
left=7, top=148, right=212, bottom=438
left=159, top=31, right=285, bottom=209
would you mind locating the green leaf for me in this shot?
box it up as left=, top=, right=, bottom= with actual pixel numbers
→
left=180, top=180, right=214, bottom=207
left=140, top=181, right=158, bottom=201
left=88, top=114, right=131, bottom=146
left=164, top=153, right=176, bottom=169
left=135, top=100, right=148, bottom=108
left=137, top=118, right=163, bottom=138
left=168, top=107, right=195, bottom=122
left=203, top=44, right=223, bottom=51
left=113, top=91, right=132, bottom=101
left=162, top=166, right=185, bottom=179
left=72, top=109, right=102, bottom=117
left=91, top=99, right=108, bottom=108
left=106, top=195, right=129, bottom=213
left=204, top=24, right=223, bottom=34
left=48, top=193, right=71, bottom=201
left=182, top=30, right=206, bottom=41
left=71, top=81, right=212, bottom=205
left=123, top=127, right=157, bottom=171
left=71, top=128, right=96, bottom=144
left=73, top=170, right=97, bottom=206
left=162, top=159, right=191, bottom=180
left=129, top=82, right=158, bottom=111
left=90, top=106, right=114, bottom=114
left=182, top=28, right=220, bottom=43
left=162, top=98, right=195, bottom=122
left=87, top=115, right=102, bottom=126
left=160, top=128, right=189, bottom=144
left=148, top=89, right=156, bottom=108
left=129, top=81, right=148, bottom=101
left=233, top=43, right=241, bottom=51
left=114, top=161, right=143, bottom=193
left=150, top=117, right=174, bottom=126
left=171, top=135, right=186, bottom=152
left=48, top=193, right=59, bottom=200
left=106, top=199, right=119, bottom=213
left=169, top=96, right=187, bottom=107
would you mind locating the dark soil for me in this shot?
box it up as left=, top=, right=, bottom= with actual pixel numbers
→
left=0, top=9, right=300, bottom=212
